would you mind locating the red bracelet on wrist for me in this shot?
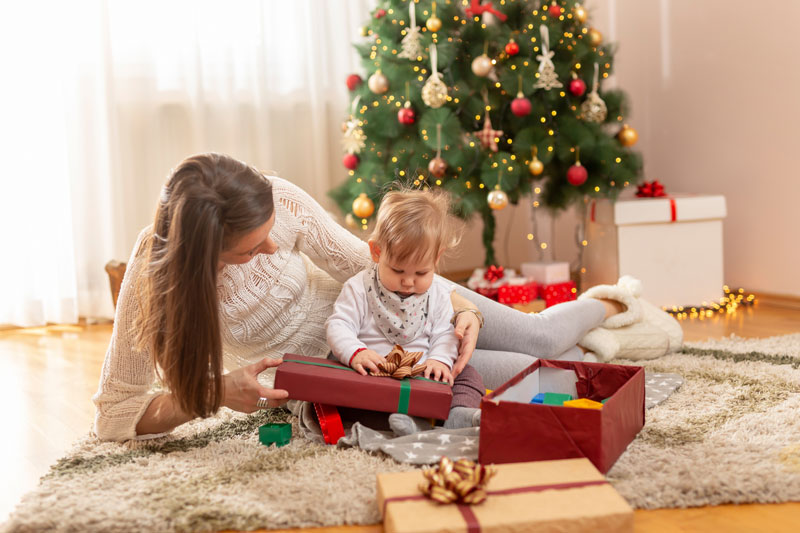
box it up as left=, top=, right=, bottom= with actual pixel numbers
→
left=349, top=347, right=367, bottom=366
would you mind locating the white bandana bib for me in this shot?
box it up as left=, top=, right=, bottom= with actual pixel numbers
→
left=363, top=263, right=429, bottom=345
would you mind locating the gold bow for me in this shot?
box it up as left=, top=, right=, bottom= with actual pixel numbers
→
left=419, top=457, right=496, bottom=505
left=372, top=345, right=426, bottom=379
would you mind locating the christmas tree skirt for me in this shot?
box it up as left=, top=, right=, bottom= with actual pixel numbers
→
left=5, top=335, right=800, bottom=531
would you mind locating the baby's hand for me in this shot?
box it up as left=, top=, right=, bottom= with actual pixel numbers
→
left=350, top=349, right=385, bottom=376
left=423, top=359, right=453, bottom=386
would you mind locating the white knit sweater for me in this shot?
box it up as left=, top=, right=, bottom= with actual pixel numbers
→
left=92, top=177, right=371, bottom=441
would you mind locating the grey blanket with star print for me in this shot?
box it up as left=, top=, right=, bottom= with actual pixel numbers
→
left=309, top=372, right=682, bottom=465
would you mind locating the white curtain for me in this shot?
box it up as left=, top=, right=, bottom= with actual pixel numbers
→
left=0, top=0, right=372, bottom=326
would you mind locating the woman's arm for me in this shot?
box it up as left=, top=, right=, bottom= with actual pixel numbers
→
left=449, top=290, right=481, bottom=377
left=271, top=178, right=371, bottom=283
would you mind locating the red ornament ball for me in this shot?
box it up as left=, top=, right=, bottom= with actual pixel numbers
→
left=511, top=93, right=532, bottom=117
left=548, top=3, right=562, bottom=17
left=569, top=78, right=586, bottom=97
left=342, top=153, right=360, bottom=170
left=397, top=106, right=416, bottom=125
left=374, top=8, right=386, bottom=19
left=567, top=163, right=588, bottom=186
left=504, top=41, right=519, bottom=56
left=346, top=74, right=363, bottom=91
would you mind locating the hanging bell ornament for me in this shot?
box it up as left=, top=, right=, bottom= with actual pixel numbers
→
left=368, top=70, right=389, bottom=94
left=574, top=4, right=588, bottom=24
left=352, top=193, right=375, bottom=219
left=617, top=124, right=639, bottom=147
left=345, top=213, right=358, bottom=229
left=471, top=54, right=493, bottom=77
left=487, top=188, right=509, bottom=210
left=588, top=28, right=603, bottom=47
left=528, top=157, right=544, bottom=176
left=428, top=156, right=448, bottom=178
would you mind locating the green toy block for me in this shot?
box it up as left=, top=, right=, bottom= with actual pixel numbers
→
left=543, top=392, right=573, bottom=406
left=259, top=423, right=292, bottom=447
left=601, top=398, right=610, bottom=404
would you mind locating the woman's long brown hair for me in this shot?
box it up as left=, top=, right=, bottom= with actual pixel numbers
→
left=137, top=153, right=273, bottom=418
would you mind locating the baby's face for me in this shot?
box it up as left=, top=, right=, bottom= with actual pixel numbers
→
left=377, top=253, right=436, bottom=298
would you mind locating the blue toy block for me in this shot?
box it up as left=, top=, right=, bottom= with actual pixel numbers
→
left=530, top=393, right=546, bottom=404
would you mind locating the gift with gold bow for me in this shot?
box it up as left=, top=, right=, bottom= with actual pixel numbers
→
left=372, top=345, right=426, bottom=379
left=378, top=457, right=633, bottom=533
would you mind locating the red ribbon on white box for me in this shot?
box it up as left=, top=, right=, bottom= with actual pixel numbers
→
left=590, top=197, right=678, bottom=223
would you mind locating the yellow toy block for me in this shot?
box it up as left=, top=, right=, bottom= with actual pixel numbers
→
left=563, top=398, right=603, bottom=410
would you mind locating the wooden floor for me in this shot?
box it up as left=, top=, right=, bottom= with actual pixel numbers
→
left=1, top=301, right=799, bottom=531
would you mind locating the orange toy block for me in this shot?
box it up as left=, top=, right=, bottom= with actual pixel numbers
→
left=564, top=398, right=604, bottom=410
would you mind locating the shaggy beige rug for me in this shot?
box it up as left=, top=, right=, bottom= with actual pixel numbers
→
left=3, top=333, right=800, bottom=532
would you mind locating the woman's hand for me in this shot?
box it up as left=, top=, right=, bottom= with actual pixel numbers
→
left=452, top=310, right=480, bottom=377
left=222, top=357, right=289, bottom=413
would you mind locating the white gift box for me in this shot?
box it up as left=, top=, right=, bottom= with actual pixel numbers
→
left=521, top=261, right=571, bottom=284
left=582, top=194, right=727, bottom=308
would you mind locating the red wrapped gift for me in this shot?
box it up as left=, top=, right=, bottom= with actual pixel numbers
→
left=475, top=286, right=499, bottom=300
left=479, top=359, right=645, bottom=473
left=542, top=280, right=577, bottom=307
left=274, top=353, right=453, bottom=419
left=497, top=281, right=538, bottom=304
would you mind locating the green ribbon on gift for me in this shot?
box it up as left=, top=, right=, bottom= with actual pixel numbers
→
left=284, top=357, right=446, bottom=414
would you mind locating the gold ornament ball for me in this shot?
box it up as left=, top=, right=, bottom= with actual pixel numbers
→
left=617, top=124, right=639, bottom=147
left=471, top=54, right=493, bottom=77
left=588, top=28, right=603, bottom=47
left=487, top=189, right=509, bottom=210
left=426, top=15, right=442, bottom=32
left=368, top=71, right=389, bottom=94
left=360, top=26, right=369, bottom=37
left=344, top=213, right=358, bottom=229
left=428, top=156, right=448, bottom=178
left=352, top=193, right=375, bottom=219
left=574, top=5, right=588, bottom=24
left=528, top=157, right=544, bottom=176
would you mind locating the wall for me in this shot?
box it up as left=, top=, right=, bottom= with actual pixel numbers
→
left=450, top=0, right=800, bottom=297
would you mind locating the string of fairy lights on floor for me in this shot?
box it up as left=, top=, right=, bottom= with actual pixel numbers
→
left=663, top=286, right=756, bottom=320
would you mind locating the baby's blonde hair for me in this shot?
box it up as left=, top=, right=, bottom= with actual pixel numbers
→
left=370, top=188, right=463, bottom=265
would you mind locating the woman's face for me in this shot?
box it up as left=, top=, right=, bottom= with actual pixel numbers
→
left=218, top=212, right=277, bottom=268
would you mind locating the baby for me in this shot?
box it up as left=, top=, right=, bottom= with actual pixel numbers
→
left=325, top=188, right=484, bottom=435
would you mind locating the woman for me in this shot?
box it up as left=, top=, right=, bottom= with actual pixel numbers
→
left=93, top=153, right=635, bottom=442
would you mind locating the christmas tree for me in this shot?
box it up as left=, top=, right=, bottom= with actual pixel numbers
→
left=330, top=0, right=642, bottom=265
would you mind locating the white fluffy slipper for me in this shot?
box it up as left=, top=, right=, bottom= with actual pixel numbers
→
left=579, top=321, right=670, bottom=362
left=579, top=275, right=643, bottom=328
left=640, top=299, right=683, bottom=353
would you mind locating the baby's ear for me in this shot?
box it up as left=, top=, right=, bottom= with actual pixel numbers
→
left=368, top=240, right=381, bottom=263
